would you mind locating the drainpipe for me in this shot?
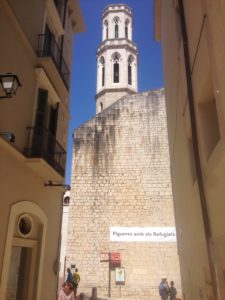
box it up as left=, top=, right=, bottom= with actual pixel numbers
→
left=178, top=1, right=219, bottom=299
left=56, top=191, right=66, bottom=297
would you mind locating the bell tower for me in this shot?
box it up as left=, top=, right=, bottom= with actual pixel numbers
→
left=96, top=4, right=138, bottom=113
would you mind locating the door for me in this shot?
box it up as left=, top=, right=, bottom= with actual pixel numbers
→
left=6, top=239, right=37, bottom=300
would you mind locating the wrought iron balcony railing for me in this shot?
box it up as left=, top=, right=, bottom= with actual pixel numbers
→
left=37, top=33, right=70, bottom=90
left=24, top=126, right=66, bottom=177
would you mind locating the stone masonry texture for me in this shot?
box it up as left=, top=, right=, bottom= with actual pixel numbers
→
left=67, top=89, right=181, bottom=300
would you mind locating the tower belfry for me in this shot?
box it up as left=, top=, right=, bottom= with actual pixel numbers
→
left=96, top=4, right=138, bottom=113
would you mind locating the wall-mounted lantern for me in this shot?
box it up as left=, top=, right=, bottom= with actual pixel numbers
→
left=0, top=132, right=15, bottom=143
left=0, top=73, right=21, bottom=99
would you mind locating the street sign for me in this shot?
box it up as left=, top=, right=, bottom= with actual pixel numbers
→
left=115, top=267, right=125, bottom=284
left=109, top=252, right=121, bottom=267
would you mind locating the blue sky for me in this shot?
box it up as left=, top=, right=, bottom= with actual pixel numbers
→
left=65, top=0, right=164, bottom=183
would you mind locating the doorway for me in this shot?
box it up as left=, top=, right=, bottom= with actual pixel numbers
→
left=6, top=238, right=37, bottom=300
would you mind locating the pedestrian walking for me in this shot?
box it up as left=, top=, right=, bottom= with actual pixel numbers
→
left=159, top=277, right=169, bottom=300
left=66, top=268, right=73, bottom=285
left=72, top=268, right=80, bottom=298
left=169, top=281, right=177, bottom=300
left=58, top=282, right=75, bottom=300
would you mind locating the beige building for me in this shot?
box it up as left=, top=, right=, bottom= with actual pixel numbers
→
left=0, top=0, right=84, bottom=299
left=154, top=0, right=225, bottom=299
left=66, top=4, right=181, bottom=300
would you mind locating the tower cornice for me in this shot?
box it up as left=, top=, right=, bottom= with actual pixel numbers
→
left=97, top=39, right=138, bottom=57
left=102, top=4, right=132, bottom=19
left=95, top=88, right=136, bottom=100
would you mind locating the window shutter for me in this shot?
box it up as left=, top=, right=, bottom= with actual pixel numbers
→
left=32, top=89, right=48, bottom=156
left=35, top=89, right=48, bottom=128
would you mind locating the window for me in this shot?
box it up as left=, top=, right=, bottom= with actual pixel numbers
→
left=115, top=24, right=119, bottom=38
left=125, top=19, right=129, bottom=39
left=112, top=53, right=120, bottom=83
left=198, top=98, right=220, bottom=160
left=102, top=65, right=105, bottom=86
left=104, top=20, right=108, bottom=39
left=114, top=63, right=119, bottom=83
left=99, top=57, right=105, bottom=87
left=34, top=88, right=58, bottom=134
left=43, top=25, right=52, bottom=56
left=35, top=89, right=48, bottom=128
left=100, top=102, right=103, bottom=112
left=128, top=65, right=132, bottom=85
left=193, top=59, right=220, bottom=162
left=128, top=55, right=134, bottom=85
left=113, top=17, right=120, bottom=38
left=125, top=25, right=128, bottom=38
left=64, top=196, right=70, bottom=205
left=32, top=89, right=59, bottom=156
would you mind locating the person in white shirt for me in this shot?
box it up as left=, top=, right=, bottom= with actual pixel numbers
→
left=58, top=282, right=75, bottom=300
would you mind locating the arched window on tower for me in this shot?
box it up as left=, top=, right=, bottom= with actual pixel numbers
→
left=104, top=20, right=108, bottom=39
left=102, top=65, right=105, bottom=86
left=128, top=55, right=134, bottom=85
left=125, top=19, right=129, bottom=39
left=112, top=52, right=120, bottom=83
left=113, top=17, right=120, bottom=38
left=99, top=57, right=105, bottom=86
left=100, top=102, right=103, bottom=112
left=115, top=24, right=119, bottom=38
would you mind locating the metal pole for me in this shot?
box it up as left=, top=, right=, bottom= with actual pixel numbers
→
left=108, top=263, right=111, bottom=298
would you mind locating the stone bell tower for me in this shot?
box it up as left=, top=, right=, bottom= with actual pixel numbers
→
left=96, top=4, right=138, bottom=113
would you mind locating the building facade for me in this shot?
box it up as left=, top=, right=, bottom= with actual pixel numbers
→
left=58, top=190, right=71, bottom=289
left=0, top=0, right=84, bottom=299
left=66, top=4, right=181, bottom=300
left=154, top=0, right=225, bottom=299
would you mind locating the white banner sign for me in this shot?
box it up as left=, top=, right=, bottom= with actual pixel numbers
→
left=110, top=227, right=176, bottom=242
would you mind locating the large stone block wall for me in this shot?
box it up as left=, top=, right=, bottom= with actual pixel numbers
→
left=67, top=89, right=181, bottom=299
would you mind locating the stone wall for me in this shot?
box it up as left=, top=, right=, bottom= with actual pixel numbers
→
left=96, top=90, right=131, bottom=113
left=67, top=89, right=181, bottom=299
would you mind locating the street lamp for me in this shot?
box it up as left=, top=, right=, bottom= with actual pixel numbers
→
left=0, top=132, right=15, bottom=142
left=0, top=73, right=21, bottom=99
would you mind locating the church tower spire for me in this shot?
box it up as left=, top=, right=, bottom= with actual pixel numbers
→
left=96, top=4, right=138, bottom=113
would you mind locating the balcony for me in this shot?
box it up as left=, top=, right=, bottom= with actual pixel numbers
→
left=37, top=33, right=70, bottom=90
left=24, top=127, right=66, bottom=177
